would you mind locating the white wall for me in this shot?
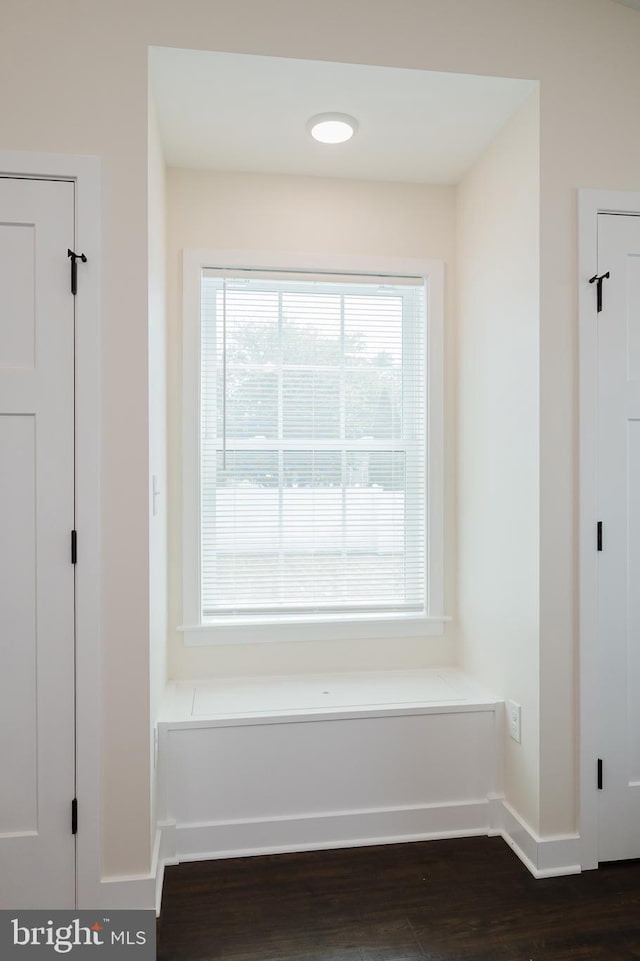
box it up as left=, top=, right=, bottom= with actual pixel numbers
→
left=2, top=0, right=640, bottom=881
left=457, top=91, right=541, bottom=830
left=148, top=91, right=168, bottom=847
left=166, top=168, right=457, bottom=678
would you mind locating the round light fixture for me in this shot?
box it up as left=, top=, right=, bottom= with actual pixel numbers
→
left=308, top=113, right=358, bottom=144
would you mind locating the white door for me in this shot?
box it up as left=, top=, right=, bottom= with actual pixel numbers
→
left=0, top=177, right=76, bottom=906
left=597, top=212, right=640, bottom=862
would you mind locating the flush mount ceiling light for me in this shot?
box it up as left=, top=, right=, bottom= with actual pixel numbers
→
left=308, top=112, right=358, bottom=144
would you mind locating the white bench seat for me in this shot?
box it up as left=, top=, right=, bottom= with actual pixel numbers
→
left=156, top=668, right=502, bottom=863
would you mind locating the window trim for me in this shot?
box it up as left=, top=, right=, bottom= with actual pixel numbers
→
left=181, top=249, right=446, bottom=645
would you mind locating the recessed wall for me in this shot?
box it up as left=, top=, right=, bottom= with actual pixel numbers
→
left=457, top=89, right=540, bottom=829
left=165, top=168, right=459, bottom=678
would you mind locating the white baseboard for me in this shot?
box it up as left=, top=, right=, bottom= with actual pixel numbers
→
left=171, top=799, right=491, bottom=862
left=90, top=827, right=177, bottom=912
left=98, top=874, right=156, bottom=910
left=152, top=800, right=491, bottom=913
left=154, top=822, right=179, bottom=916
left=490, top=797, right=581, bottom=879
left=90, top=831, right=158, bottom=910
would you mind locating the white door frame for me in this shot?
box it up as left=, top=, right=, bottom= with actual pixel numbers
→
left=0, top=151, right=102, bottom=906
left=578, top=188, right=640, bottom=870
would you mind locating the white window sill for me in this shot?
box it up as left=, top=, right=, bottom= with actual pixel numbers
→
left=178, top=614, right=451, bottom=646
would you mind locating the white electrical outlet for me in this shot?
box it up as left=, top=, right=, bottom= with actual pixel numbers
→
left=507, top=700, right=521, bottom=743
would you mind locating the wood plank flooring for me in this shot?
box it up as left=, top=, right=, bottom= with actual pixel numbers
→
left=157, top=837, right=640, bottom=961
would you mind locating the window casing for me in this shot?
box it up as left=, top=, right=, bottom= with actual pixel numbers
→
left=181, top=252, right=445, bottom=644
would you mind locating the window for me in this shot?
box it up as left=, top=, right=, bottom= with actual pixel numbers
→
left=182, top=253, right=444, bottom=643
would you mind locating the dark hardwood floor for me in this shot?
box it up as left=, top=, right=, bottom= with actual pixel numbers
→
left=157, top=837, right=640, bottom=961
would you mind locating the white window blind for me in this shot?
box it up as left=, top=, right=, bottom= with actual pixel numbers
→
left=199, top=268, right=427, bottom=622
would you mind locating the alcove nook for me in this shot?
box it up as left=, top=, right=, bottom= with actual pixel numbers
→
left=147, top=47, right=540, bottom=882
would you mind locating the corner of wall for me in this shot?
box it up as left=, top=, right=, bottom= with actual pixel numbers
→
left=147, top=79, right=169, bottom=851
left=455, top=90, right=541, bottom=834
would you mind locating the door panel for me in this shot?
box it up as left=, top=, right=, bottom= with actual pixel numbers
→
left=0, top=223, right=35, bottom=366
left=0, top=415, right=37, bottom=834
left=597, top=212, right=640, bottom=862
left=0, top=177, right=76, bottom=907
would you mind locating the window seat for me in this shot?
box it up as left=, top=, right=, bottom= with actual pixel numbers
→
left=159, top=667, right=497, bottom=726
left=156, top=668, right=502, bottom=864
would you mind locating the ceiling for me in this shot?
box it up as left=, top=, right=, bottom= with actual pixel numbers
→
left=150, top=48, right=536, bottom=185
left=612, top=0, right=640, bottom=9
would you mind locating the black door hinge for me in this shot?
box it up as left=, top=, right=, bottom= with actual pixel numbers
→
left=597, top=758, right=603, bottom=790
left=71, top=798, right=78, bottom=835
left=67, top=249, right=87, bottom=296
left=589, top=271, right=610, bottom=313
left=71, top=530, right=77, bottom=565
left=597, top=521, right=603, bottom=552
